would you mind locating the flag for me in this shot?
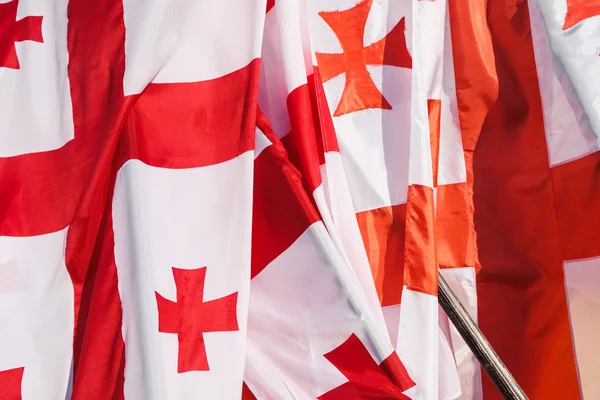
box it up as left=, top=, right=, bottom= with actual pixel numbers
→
left=2, top=0, right=600, bottom=398
left=0, top=0, right=416, bottom=398
left=446, top=0, right=600, bottom=398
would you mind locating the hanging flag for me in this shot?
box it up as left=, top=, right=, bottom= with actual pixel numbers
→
left=446, top=0, right=600, bottom=398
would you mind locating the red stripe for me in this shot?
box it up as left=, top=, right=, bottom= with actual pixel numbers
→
left=436, top=182, right=479, bottom=271
left=427, top=99, right=441, bottom=187
left=242, top=382, right=257, bottom=400
left=404, top=185, right=437, bottom=296
left=278, top=68, right=340, bottom=196
left=117, top=60, right=259, bottom=169
left=448, top=0, right=580, bottom=397
left=62, top=0, right=129, bottom=397
left=309, top=69, right=340, bottom=156
left=69, top=171, right=125, bottom=400
left=552, top=151, right=600, bottom=260
left=266, top=0, right=275, bottom=14
left=70, top=60, right=260, bottom=398
left=283, top=82, right=323, bottom=192
left=252, top=116, right=321, bottom=278
left=356, top=204, right=406, bottom=307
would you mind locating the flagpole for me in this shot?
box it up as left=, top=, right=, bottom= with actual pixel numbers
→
left=437, top=273, right=528, bottom=400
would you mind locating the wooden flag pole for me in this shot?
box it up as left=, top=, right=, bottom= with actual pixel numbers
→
left=437, top=273, right=529, bottom=400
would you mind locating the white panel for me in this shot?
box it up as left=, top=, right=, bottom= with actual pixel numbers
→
left=382, top=304, right=401, bottom=347
left=440, top=267, right=483, bottom=400
left=398, top=288, right=461, bottom=400
left=409, top=0, right=434, bottom=189
left=308, top=0, right=413, bottom=212
left=112, top=155, right=253, bottom=399
left=324, top=66, right=413, bottom=212
left=254, top=127, right=272, bottom=159
left=0, top=229, right=74, bottom=399
left=533, top=0, right=600, bottom=152
left=438, top=8, right=467, bottom=186
left=245, top=222, right=396, bottom=399
left=258, top=0, right=312, bottom=138
left=318, top=153, right=388, bottom=328
left=416, top=0, right=446, bottom=99
left=121, top=0, right=176, bottom=95
left=564, top=256, right=600, bottom=399
left=528, top=0, right=599, bottom=166
left=151, top=0, right=265, bottom=84
left=0, top=0, right=74, bottom=157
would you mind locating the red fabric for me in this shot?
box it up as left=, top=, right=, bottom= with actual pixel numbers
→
left=283, top=83, right=324, bottom=192
left=562, top=0, right=600, bottom=30
left=155, top=267, right=239, bottom=373
left=404, top=185, right=437, bottom=296
left=241, top=382, right=257, bottom=400
left=447, top=0, right=581, bottom=397
left=356, top=204, right=407, bottom=307
left=436, top=183, right=479, bottom=271
left=318, top=334, right=413, bottom=399
left=552, top=151, right=600, bottom=260
left=252, top=113, right=321, bottom=278
left=0, top=367, right=24, bottom=400
left=315, top=0, right=411, bottom=116
left=0, top=0, right=43, bottom=69
left=427, top=99, right=441, bottom=187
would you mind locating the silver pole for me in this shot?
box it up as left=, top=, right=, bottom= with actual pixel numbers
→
left=438, top=273, right=528, bottom=400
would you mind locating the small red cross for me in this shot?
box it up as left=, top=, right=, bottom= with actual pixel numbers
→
left=155, top=266, right=239, bottom=373
left=0, top=0, right=43, bottom=69
left=318, top=334, right=414, bottom=399
left=315, top=0, right=412, bottom=117
left=563, top=0, right=600, bottom=30
left=0, top=366, right=24, bottom=400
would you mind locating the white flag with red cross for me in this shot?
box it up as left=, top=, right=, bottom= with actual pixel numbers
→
left=0, top=0, right=416, bottom=398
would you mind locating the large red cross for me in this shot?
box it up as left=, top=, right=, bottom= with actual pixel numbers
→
left=0, top=367, right=24, bottom=400
left=315, top=0, right=412, bottom=117
left=155, top=266, right=239, bottom=373
left=0, top=0, right=43, bottom=69
left=0, top=0, right=256, bottom=395
left=318, top=334, right=414, bottom=399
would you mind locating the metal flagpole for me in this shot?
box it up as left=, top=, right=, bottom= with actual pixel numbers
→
left=437, top=273, right=529, bottom=400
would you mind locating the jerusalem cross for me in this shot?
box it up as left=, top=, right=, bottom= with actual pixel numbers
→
left=155, top=266, right=239, bottom=373
left=315, top=0, right=412, bottom=117
left=0, top=0, right=43, bottom=69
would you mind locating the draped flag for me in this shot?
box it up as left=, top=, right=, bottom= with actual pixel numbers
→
left=2, top=0, right=600, bottom=398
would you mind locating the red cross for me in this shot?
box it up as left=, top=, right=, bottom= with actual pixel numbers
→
left=315, top=0, right=412, bottom=117
left=0, top=367, right=24, bottom=400
left=318, top=334, right=414, bottom=399
left=155, top=266, right=239, bottom=373
left=563, top=0, right=600, bottom=30
left=0, top=0, right=43, bottom=69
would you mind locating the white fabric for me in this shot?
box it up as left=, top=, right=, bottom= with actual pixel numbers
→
left=317, top=153, right=388, bottom=330
left=0, top=229, right=74, bottom=399
left=307, top=0, right=413, bottom=213
left=112, top=155, right=253, bottom=399
left=438, top=6, right=467, bottom=186
left=563, top=256, right=600, bottom=399
left=528, top=0, right=600, bottom=166
left=245, top=222, right=401, bottom=399
left=533, top=0, right=600, bottom=148
left=258, top=0, right=313, bottom=138
left=440, top=267, right=483, bottom=400
left=148, top=0, right=265, bottom=84
left=0, top=0, right=74, bottom=157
